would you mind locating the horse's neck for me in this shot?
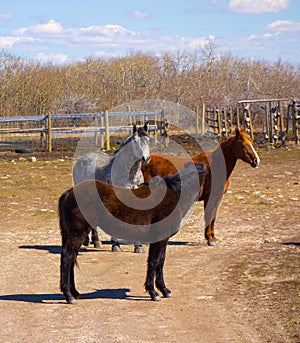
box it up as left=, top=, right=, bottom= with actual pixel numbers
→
left=129, top=160, right=144, bottom=188
left=108, top=152, right=143, bottom=188
left=218, top=138, right=237, bottom=178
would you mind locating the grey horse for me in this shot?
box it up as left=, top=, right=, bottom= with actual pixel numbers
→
left=72, top=124, right=151, bottom=253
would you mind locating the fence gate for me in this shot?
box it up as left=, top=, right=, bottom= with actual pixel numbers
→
left=291, top=99, right=300, bottom=144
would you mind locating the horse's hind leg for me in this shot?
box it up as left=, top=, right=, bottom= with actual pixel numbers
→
left=61, top=235, right=85, bottom=304
left=60, top=246, right=77, bottom=304
left=145, top=239, right=169, bottom=301
left=70, top=258, right=80, bottom=299
left=204, top=199, right=220, bottom=246
left=155, top=239, right=171, bottom=298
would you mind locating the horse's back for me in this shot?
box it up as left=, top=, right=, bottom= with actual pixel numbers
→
left=142, top=154, right=184, bottom=182
left=142, top=152, right=210, bottom=182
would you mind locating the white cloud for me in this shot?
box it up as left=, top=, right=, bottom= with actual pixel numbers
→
left=0, top=36, right=35, bottom=48
left=228, top=0, right=290, bottom=13
left=77, top=24, right=136, bottom=37
left=266, top=20, right=300, bottom=32
left=13, top=19, right=63, bottom=35
left=188, top=36, right=216, bottom=49
left=2, top=16, right=297, bottom=64
left=130, top=10, right=150, bottom=20
left=0, top=13, right=12, bottom=21
left=35, top=52, right=69, bottom=64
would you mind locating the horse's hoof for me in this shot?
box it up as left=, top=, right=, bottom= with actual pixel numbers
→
left=207, top=241, right=218, bottom=246
left=152, top=295, right=161, bottom=301
left=112, top=244, right=122, bottom=252
left=93, top=241, right=102, bottom=249
left=83, top=237, right=90, bottom=246
left=67, top=298, right=77, bottom=304
left=163, top=292, right=172, bottom=298
left=72, top=291, right=80, bottom=299
left=134, top=246, right=145, bottom=254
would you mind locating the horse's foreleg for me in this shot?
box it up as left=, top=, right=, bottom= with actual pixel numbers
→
left=91, top=227, right=101, bottom=248
left=83, top=227, right=101, bottom=248
left=145, top=242, right=162, bottom=301
left=155, top=239, right=171, bottom=298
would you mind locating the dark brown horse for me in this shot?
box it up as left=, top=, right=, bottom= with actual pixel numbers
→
left=142, top=128, right=260, bottom=246
left=59, top=162, right=206, bottom=304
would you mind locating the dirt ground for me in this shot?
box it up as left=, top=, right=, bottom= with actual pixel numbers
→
left=0, top=137, right=299, bottom=343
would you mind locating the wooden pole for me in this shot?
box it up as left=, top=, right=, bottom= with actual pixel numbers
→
left=236, top=106, right=240, bottom=129
left=47, top=113, right=52, bottom=152
left=201, top=102, right=206, bottom=135
left=154, top=112, right=158, bottom=146
left=195, top=106, right=199, bottom=135
left=265, top=103, right=270, bottom=142
left=279, top=101, right=284, bottom=134
left=216, top=108, right=222, bottom=137
left=104, top=110, right=110, bottom=150
left=229, top=107, right=233, bottom=135
left=293, top=100, right=299, bottom=144
left=247, top=104, right=254, bottom=141
left=100, top=115, right=104, bottom=149
left=223, top=107, right=228, bottom=139
left=269, top=101, right=273, bottom=143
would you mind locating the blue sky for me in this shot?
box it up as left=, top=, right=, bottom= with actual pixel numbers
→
left=0, top=0, right=299, bottom=64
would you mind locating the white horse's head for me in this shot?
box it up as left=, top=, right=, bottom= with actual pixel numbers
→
left=119, top=123, right=151, bottom=164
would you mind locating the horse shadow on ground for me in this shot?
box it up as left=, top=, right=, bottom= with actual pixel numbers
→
left=18, top=244, right=110, bottom=255
left=281, top=235, right=300, bottom=247
left=282, top=241, right=300, bottom=247
left=0, top=288, right=145, bottom=304
left=18, top=240, right=201, bottom=255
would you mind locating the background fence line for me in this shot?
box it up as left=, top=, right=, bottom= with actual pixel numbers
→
left=0, top=100, right=299, bottom=153
left=0, top=110, right=165, bottom=152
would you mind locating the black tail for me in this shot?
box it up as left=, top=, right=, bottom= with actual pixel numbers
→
left=58, top=190, right=71, bottom=247
left=59, top=189, right=80, bottom=292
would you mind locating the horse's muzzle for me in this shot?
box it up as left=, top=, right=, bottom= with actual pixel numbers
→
left=251, top=158, right=260, bottom=168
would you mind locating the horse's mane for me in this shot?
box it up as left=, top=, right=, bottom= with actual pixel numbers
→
left=219, top=128, right=250, bottom=150
left=219, top=134, right=236, bottom=150
left=113, top=127, right=149, bottom=155
left=164, top=172, right=181, bottom=196
left=142, top=171, right=181, bottom=196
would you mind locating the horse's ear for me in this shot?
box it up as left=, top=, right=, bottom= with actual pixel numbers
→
left=143, top=122, right=148, bottom=132
left=133, top=124, right=137, bottom=133
left=235, top=127, right=240, bottom=138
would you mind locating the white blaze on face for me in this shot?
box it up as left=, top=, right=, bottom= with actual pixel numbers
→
left=249, top=140, right=260, bottom=166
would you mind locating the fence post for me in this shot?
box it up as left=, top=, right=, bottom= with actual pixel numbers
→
left=236, top=106, right=240, bottom=129
left=154, top=112, right=158, bottom=145
left=223, top=107, right=228, bottom=138
left=293, top=100, right=300, bottom=144
left=47, top=113, right=52, bottom=152
left=195, top=106, right=199, bottom=135
left=268, top=101, right=273, bottom=143
left=104, top=110, right=110, bottom=150
left=216, top=108, right=222, bottom=137
left=229, top=107, right=233, bottom=135
left=201, top=103, right=206, bottom=135
left=94, top=115, right=100, bottom=147
left=100, top=115, right=104, bottom=149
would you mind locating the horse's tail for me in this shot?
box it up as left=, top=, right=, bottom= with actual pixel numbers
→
left=58, top=190, right=70, bottom=246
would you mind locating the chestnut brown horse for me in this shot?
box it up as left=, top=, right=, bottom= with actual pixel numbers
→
left=142, top=128, right=260, bottom=246
left=59, top=162, right=206, bottom=303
